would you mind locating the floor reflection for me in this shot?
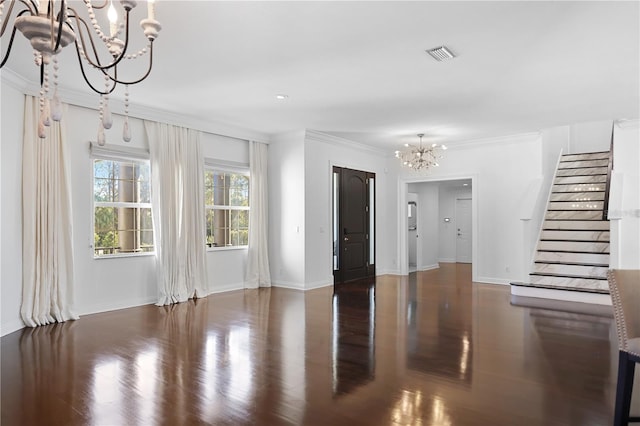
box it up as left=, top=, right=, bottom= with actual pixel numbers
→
left=332, top=280, right=376, bottom=396
left=406, top=272, right=473, bottom=384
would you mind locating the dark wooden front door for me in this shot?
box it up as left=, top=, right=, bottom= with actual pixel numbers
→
left=334, top=167, right=375, bottom=284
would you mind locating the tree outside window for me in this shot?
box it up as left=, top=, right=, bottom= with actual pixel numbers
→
left=204, top=170, right=249, bottom=247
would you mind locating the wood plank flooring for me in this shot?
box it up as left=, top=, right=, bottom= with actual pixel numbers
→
left=2, top=264, right=638, bottom=425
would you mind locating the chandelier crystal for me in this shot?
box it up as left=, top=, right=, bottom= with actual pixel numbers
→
left=395, top=133, right=447, bottom=171
left=0, top=0, right=161, bottom=144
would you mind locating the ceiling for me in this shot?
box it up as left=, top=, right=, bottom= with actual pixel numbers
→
left=3, top=1, right=639, bottom=149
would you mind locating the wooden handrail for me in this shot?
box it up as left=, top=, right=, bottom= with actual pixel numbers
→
left=602, top=124, right=614, bottom=221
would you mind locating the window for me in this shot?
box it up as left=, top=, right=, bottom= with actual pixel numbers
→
left=93, top=158, right=154, bottom=257
left=204, top=170, right=249, bottom=248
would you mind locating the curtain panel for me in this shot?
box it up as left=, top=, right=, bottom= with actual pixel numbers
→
left=246, top=141, right=271, bottom=288
left=21, top=96, right=78, bottom=327
left=145, top=121, right=208, bottom=305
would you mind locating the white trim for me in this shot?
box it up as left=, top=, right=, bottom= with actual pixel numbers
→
left=419, top=264, right=440, bottom=271
left=306, top=129, right=387, bottom=156
left=438, top=258, right=456, bottom=263
left=1, top=319, right=25, bottom=337
left=272, top=280, right=306, bottom=290
left=444, top=131, right=541, bottom=151
left=204, top=158, right=249, bottom=172
left=510, top=285, right=612, bottom=306
left=208, top=282, right=245, bottom=294
left=94, top=251, right=155, bottom=260
left=377, top=269, right=401, bottom=276
left=305, top=280, right=333, bottom=290
left=1, top=68, right=270, bottom=144
left=206, top=245, right=248, bottom=252
left=615, top=118, right=640, bottom=129
left=476, top=276, right=512, bottom=285
left=90, top=142, right=150, bottom=161
left=78, top=296, right=157, bottom=317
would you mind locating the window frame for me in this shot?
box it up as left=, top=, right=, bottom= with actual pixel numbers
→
left=90, top=144, right=155, bottom=259
left=204, top=161, right=250, bottom=251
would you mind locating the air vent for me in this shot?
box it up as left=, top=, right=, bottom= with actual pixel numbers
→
left=426, top=46, right=456, bottom=61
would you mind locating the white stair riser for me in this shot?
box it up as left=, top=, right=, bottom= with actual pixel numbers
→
left=558, top=159, right=609, bottom=168
left=561, top=153, right=610, bottom=162
left=549, top=192, right=605, bottom=202
left=543, top=220, right=609, bottom=230
left=546, top=211, right=602, bottom=220
left=541, top=230, right=609, bottom=241
left=556, top=167, right=608, bottom=177
left=538, top=241, right=609, bottom=253
left=552, top=183, right=606, bottom=192
left=535, top=251, right=609, bottom=264
left=533, top=263, right=608, bottom=278
left=529, top=275, right=609, bottom=292
left=548, top=201, right=604, bottom=210
left=554, top=175, right=607, bottom=184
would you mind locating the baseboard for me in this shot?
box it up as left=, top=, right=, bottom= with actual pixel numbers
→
left=419, top=264, right=439, bottom=271
left=272, top=280, right=305, bottom=290
left=475, top=276, right=512, bottom=285
left=438, top=258, right=456, bottom=263
left=377, top=269, right=401, bottom=276
left=510, top=284, right=612, bottom=306
left=305, top=280, right=333, bottom=290
left=208, top=282, right=245, bottom=294
left=79, top=296, right=157, bottom=317
left=1, top=318, right=25, bottom=337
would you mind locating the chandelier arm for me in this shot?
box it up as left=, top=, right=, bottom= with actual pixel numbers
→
left=53, top=0, right=66, bottom=52
left=90, top=0, right=110, bottom=10
left=103, top=40, right=153, bottom=85
left=66, top=9, right=107, bottom=67
left=0, top=9, right=30, bottom=68
left=66, top=6, right=132, bottom=71
left=72, top=40, right=117, bottom=95
left=1, top=1, right=19, bottom=37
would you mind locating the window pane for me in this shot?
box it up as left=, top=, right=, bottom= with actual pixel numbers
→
left=204, top=168, right=250, bottom=248
left=229, top=174, right=249, bottom=207
left=230, top=210, right=249, bottom=246
left=93, top=158, right=153, bottom=257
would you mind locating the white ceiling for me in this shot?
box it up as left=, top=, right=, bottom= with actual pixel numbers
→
left=4, top=1, right=639, bottom=149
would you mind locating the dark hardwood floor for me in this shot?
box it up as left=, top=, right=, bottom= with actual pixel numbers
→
left=2, top=263, right=638, bottom=425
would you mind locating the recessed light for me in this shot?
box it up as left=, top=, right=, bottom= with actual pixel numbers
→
left=275, top=94, right=288, bottom=100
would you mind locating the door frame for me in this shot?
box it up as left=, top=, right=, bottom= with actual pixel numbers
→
left=332, top=165, right=376, bottom=284
left=397, top=175, right=478, bottom=282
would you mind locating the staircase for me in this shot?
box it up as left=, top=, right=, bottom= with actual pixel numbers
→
left=516, top=151, right=612, bottom=296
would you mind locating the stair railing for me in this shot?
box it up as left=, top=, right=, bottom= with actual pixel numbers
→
left=603, top=125, right=614, bottom=220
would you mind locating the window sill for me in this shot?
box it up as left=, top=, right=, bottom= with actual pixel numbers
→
left=93, top=251, right=156, bottom=260
left=206, top=246, right=248, bottom=252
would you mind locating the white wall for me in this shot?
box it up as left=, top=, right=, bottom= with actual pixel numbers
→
left=611, top=121, right=640, bottom=269
left=392, top=133, right=542, bottom=285
left=1, top=87, right=254, bottom=335
left=438, top=186, right=472, bottom=263
left=407, top=183, right=440, bottom=270
left=303, top=131, right=391, bottom=287
left=1, top=78, right=26, bottom=335
left=268, top=130, right=306, bottom=288
left=569, top=120, right=614, bottom=154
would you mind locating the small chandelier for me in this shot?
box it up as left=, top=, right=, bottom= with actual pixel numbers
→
left=395, top=133, right=447, bottom=171
left=0, top=0, right=161, bottom=144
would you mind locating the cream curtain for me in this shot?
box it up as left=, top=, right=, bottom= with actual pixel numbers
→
left=245, top=141, right=271, bottom=288
left=145, top=121, right=208, bottom=305
left=21, top=96, right=78, bottom=327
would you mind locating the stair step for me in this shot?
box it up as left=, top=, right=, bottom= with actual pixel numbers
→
left=546, top=211, right=603, bottom=220
left=558, top=159, right=609, bottom=169
left=561, top=152, right=610, bottom=161
left=534, top=260, right=608, bottom=267
left=541, top=230, right=609, bottom=241
left=554, top=175, right=608, bottom=185
left=535, top=251, right=609, bottom=264
left=543, top=220, right=609, bottom=230
left=532, top=263, right=608, bottom=279
left=548, top=201, right=604, bottom=210
left=529, top=275, right=610, bottom=293
left=549, top=192, right=605, bottom=202
left=552, top=183, right=606, bottom=193
left=556, top=167, right=608, bottom=177
left=538, top=240, right=609, bottom=253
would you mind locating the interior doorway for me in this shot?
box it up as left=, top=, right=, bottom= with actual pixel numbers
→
left=333, top=167, right=376, bottom=284
left=402, top=179, right=474, bottom=276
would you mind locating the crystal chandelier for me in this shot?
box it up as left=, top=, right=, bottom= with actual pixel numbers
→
left=395, top=133, right=447, bottom=171
left=0, top=0, right=161, bottom=144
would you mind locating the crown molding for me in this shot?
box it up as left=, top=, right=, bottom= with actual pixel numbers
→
left=0, top=68, right=270, bottom=144
left=615, top=118, right=640, bottom=129
left=444, top=131, right=541, bottom=150
left=304, top=129, right=387, bottom=156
